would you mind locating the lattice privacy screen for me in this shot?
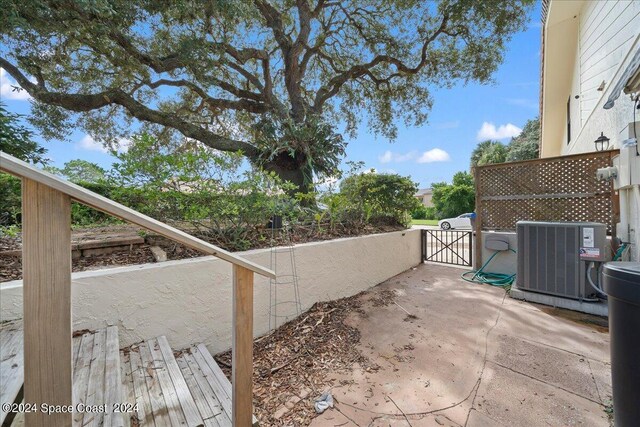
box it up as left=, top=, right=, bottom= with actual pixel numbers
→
left=475, top=150, right=618, bottom=234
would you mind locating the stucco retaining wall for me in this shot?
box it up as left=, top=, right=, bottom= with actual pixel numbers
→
left=0, top=229, right=421, bottom=353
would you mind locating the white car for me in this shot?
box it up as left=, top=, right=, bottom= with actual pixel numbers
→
left=438, top=213, right=474, bottom=230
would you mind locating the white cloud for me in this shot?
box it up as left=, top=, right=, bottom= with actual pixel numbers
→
left=476, top=122, right=522, bottom=141
left=116, top=138, right=132, bottom=153
left=417, top=148, right=450, bottom=164
left=0, top=68, right=32, bottom=101
left=76, top=134, right=131, bottom=153
left=77, top=135, right=108, bottom=152
left=378, top=150, right=416, bottom=164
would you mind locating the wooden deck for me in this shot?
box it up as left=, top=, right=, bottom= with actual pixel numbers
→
left=0, top=320, right=24, bottom=425
left=73, top=326, right=125, bottom=427
left=2, top=324, right=251, bottom=427
left=120, top=338, right=258, bottom=427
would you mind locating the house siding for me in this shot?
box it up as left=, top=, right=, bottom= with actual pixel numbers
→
left=541, top=0, right=640, bottom=261
left=562, top=0, right=640, bottom=155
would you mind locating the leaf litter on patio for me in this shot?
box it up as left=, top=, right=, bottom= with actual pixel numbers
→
left=215, top=288, right=398, bottom=425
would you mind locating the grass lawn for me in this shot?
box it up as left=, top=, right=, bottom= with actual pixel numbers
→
left=411, top=219, right=439, bottom=226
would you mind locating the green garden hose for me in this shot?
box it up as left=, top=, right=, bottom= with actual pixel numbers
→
left=461, top=249, right=517, bottom=287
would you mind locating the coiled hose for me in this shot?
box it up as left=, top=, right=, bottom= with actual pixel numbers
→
left=461, top=249, right=517, bottom=287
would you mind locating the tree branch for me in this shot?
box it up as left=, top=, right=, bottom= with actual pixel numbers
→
left=0, top=58, right=259, bottom=158
left=312, top=13, right=450, bottom=112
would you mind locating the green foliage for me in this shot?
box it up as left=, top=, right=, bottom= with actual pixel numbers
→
left=411, top=204, right=428, bottom=220
left=470, top=140, right=508, bottom=169
left=0, top=0, right=534, bottom=192
left=432, top=171, right=475, bottom=219
left=0, top=172, right=21, bottom=225
left=507, top=117, right=540, bottom=161
left=45, top=159, right=106, bottom=183
left=0, top=102, right=47, bottom=164
left=70, top=181, right=119, bottom=227
left=0, top=224, right=21, bottom=238
left=470, top=117, right=540, bottom=169
left=339, top=172, right=420, bottom=227
left=424, top=206, right=438, bottom=220
left=254, top=115, right=346, bottom=189
left=111, top=133, right=299, bottom=251
left=411, top=205, right=438, bottom=220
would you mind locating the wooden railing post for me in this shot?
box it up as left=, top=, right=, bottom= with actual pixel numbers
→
left=22, top=179, right=73, bottom=427
left=232, top=265, right=254, bottom=426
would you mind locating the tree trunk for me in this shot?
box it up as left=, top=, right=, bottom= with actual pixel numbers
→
left=262, top=150, right=313, bottom=196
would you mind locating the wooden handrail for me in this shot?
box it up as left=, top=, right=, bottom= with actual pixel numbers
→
left=0, top=151, right=275, bottom=279
left=3, top=150, right=267, bottom=424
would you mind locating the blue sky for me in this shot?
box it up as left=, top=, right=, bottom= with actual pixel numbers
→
left=0, top=2, right=541, bottom=189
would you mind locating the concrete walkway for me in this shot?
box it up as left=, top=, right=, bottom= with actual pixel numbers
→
left=311, top=263, right=611, bottom=427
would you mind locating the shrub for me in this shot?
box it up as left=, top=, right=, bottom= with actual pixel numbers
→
left=0, top=172, right=21, bottom=226
left=431, top=171, right=475, bottom=219
left=339, top=172, right=419, bottom=227
left=111, top=133, right=300, bottom=251
left=424, top=206, right=438, bottom=220
left=70, top=180, right=119, bottom=227
left=411, top=204, right=428, bottom=220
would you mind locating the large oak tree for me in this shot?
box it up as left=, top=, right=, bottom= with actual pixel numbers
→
left=0, top=0, right=533, bottom=192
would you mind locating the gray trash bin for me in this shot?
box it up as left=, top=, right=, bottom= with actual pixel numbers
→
left=603, top=262, right=640, bottom=427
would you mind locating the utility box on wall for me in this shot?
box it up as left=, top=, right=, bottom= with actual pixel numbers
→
left=517, top=221, right=607, bottom=300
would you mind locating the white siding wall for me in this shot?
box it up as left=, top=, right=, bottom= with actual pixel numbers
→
left=563, top=0, right=640, bottom=155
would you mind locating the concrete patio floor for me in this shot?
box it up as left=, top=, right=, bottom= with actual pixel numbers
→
left=311, top=263, right=611, bottom=427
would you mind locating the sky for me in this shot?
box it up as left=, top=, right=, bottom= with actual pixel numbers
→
left=0, top=2, right=542, bottom=189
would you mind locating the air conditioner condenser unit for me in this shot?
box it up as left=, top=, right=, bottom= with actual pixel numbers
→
left=517, top=221, right=607, bottom=300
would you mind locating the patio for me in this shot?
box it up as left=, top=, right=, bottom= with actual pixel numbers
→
left=308, top=263, right=611, bottom=426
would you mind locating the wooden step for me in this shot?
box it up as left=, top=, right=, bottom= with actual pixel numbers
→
left=1, top=323, right=125, bottom=427
left=175, top=345, right=232, bottom=427
left=73, top=325, right=126, bottom=427
left=0, top=320, right=24, bottom=426
left=176, top=344, right=258, bottom=427
left=122, top=338, right=258, bottom=427
left=121, top=337, right=204, bottom=426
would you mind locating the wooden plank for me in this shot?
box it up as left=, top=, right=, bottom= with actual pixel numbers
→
left=138, top=341, right=172, bottom=426
left=196, top=346, right=230, bottom=398
left=83, top=328, right=106, bottom=427
left=1, top=152, right=275, bottom=279
left=232, top=265, right=254, bottom=427
left=120, top=351, right=136, bottom=427
left=104, top=326, right=125, bottom=427
left=0, top=321, right=24, bottom=425
left=129, top=346, right=157, bottom=426
left=146, top=338, right=190, bottom=426
left=197, top=345, right=258, bottom=426
left=72, top=334, right=82, bottom=370
left=22, top=179, right=73, bottom=427
left=188, top=350, right=231, bottom=426
left=181, top=351, right=224, bottom=418
left=72, top=332, right=95, bottom=426
left=156, top=337, right=203, bottom=427
left=176, top=354, right=221, bottom=427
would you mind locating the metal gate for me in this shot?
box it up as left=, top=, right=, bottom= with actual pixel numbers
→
left=421, top=229, right=473, bottom=266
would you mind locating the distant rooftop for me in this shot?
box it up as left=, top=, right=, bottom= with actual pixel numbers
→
left=416, top=188, right=432, bottom=196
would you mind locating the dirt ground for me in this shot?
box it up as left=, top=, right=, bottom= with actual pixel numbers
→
left=0, top=223, right=405, bottom=282
left=0, top=225, right=203, bottom=282
left=237, top=263, right=611, bottom=426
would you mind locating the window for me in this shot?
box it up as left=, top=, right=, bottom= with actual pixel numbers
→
left=566, top=96, right=571, bottom=144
